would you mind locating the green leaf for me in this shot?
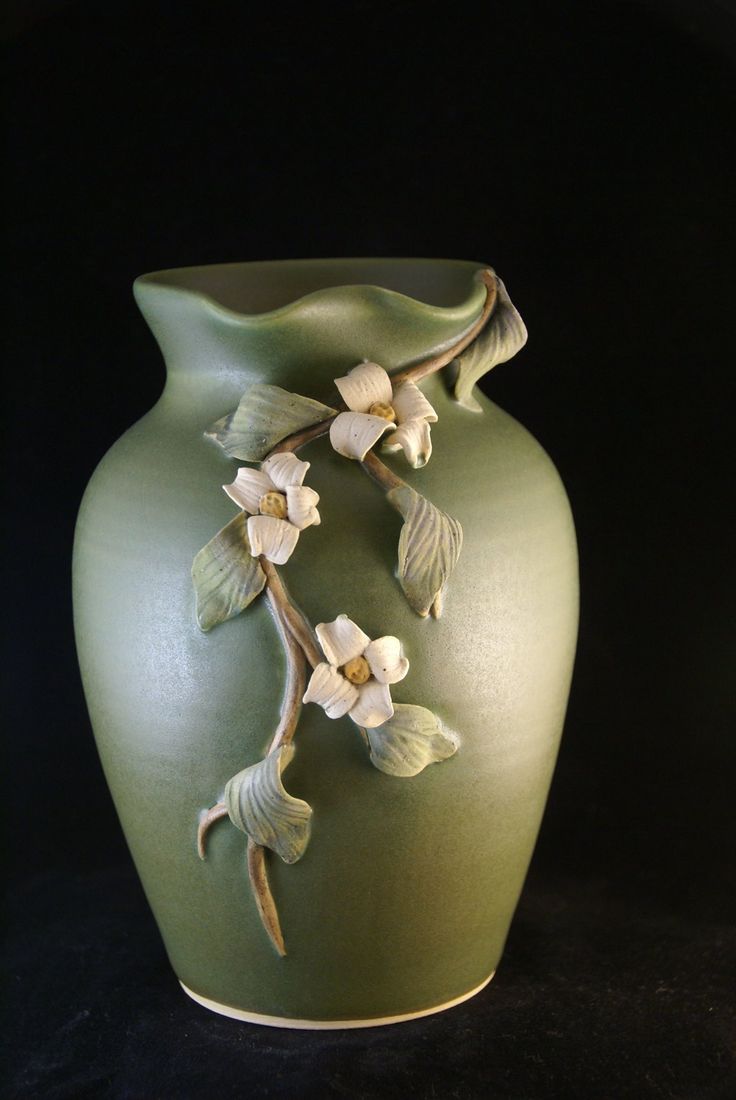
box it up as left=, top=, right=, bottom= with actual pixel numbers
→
left=452, top=276, right=528, bottom=412
left=387, top=485, right=463, bottom=617
left=366, top=704, right=459, bottom=777
left=224, top=745, right=312, bottom=864
left=206, top=384, right=337, bottom=461
left=192, top=513, right=266, bottom=631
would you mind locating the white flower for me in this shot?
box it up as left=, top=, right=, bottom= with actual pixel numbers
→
left=329, top=362, right=438, bottom=467
left=223, top=452, right=320, bottom=565
left=303, top=614, right=409, bottom=728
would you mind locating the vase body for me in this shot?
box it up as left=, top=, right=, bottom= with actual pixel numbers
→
left=73, top=259, right=578, bottom=1026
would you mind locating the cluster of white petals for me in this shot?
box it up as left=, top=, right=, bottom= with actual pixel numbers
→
left=329, top=362, right=438, bottom=468
left=303, top=614, right=409, bottom=728
left=223, top=452, right=320, bottom=564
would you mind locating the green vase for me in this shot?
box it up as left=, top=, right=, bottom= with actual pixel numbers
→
left=72, top=258, right=578, bottom=1027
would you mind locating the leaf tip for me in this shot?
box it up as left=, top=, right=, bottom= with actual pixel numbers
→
left=195, top=610, right=213, bottom=633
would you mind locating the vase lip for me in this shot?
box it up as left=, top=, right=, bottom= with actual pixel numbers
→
left=133, top=256, right=491, bottom=326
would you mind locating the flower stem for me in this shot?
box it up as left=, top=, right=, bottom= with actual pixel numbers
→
left=264, top=573, right=307, bottom=753
left=235, top=559, right=318, bottom=956
left=247, top=838, right=286, bottom=957
left=270, top=413, right=340, bottom=456
left=262, top=559, right=322, bottom=670
left=360, top=450, right=406, bottom=492
left=390, top=269, right=497, bottom=386
left=199, top=561, right=315, bottom=956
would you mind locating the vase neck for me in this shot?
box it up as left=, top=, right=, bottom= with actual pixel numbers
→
left=133, top=260, right=489, bottom=416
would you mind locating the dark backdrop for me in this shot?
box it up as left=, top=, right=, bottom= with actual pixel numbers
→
left=4, top=2, right=735, bottom=1097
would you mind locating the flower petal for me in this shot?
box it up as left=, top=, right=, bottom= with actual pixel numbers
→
left=391, top=381, right=438, bottom=424
left=246, top=515, right=299, bottom=564
left=334, top=362, right=393, bottom=413
left=316, top=614, right=371, bottom=667
left=303, top=662, right=359, bottom=719
left=261, top=452, right=310, bottom=490
left=285, top=485, right=321, bottom=530
left=349, top=681, right=394, bottom=728
left=363, top=636, right=410, bottom=685
left=383, top=418, right=433, bottom=468
left=329, top=411, right=395, bottom=461
left=223, top=468, right=274, bottom=514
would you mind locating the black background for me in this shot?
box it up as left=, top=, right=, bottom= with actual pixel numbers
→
left=3, top=1, right=735, bottom=1097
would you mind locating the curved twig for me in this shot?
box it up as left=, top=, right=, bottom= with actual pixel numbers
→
left=360, top=450, right=405, bottom=493
left=199, top=563, right=309, bottom=954
left=247, top=838, right=286, bottom=957
left=270, top=413, right=340, bottom=456
left=261, top=559, right=322, bottom=669
left=263, top=570, right=307, bottom=753
left=197, top=801, right=228, bottom=859
left=230, top=559, right=317, bottom=955
left=390, top=269, right=497, bottom=386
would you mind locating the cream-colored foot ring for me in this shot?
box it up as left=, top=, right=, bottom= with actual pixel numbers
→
left=180, top=970, right=495, bottom=1030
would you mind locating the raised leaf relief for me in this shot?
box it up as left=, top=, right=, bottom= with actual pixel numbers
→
left=224, top=744, right=312, bottom=864
left=451, top=276, right=528, bottom=412
left=366, top=704, right=459, bottom=777
left=387, top=485, right=463, bottom=617
left=191, top=513, right=266, bottom=631
left=207, top=383, right=336, bottom=461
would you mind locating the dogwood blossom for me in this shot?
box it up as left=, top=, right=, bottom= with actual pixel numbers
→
left=329, top=362, right=438, bottom=467
left=223, top=452, right=320, bottom=565
left=303, top=614, right=409, bottom=728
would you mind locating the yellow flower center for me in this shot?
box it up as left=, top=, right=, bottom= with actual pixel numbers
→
left=369, top=401, right=396, bottom=422
left=342, top=655, right=371, bottom=685
left=259, top=491, right=288, bottom=519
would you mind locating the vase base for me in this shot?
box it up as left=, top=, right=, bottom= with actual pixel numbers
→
left=179, top=970, right=495, bottom=1030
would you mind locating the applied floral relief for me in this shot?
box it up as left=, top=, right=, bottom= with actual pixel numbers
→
left=192, top=267, right=528, bottom=954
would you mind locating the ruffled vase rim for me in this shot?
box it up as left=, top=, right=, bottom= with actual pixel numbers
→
left=133, top=256, right=490, bottom=327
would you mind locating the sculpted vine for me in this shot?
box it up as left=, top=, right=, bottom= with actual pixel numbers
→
left=192, top=268, right=527, bottom=954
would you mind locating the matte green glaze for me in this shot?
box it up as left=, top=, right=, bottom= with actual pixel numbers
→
left=72, top=258, right=578, bottom=1022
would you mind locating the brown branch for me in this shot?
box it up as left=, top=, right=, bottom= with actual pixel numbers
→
left=263, top=574, right=307, bottom=753
left=198, top=804, right=287, bottom=956
left=234, top=562, right=313, bottom=953
left=197, top=801, right=228, bottom=859
left=390, top=269, right=497, bottom=386
left=360, top=449, right=406, bottom=492
left=200, top=565, right=308, bottom=954
left=198, top=560, right=309, bottom=867
left=269, top=412, right=340, bottom=456
left=247, top=838, right=286, bottom=956
left=261, top=558, right=322, bottom=669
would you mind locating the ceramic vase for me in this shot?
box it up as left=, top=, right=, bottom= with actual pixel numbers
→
left=72, top=258, right=578, bottom=1028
